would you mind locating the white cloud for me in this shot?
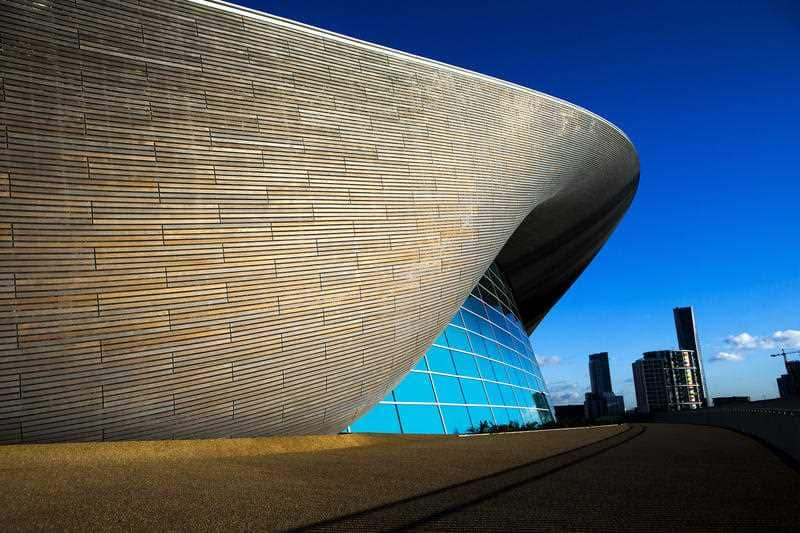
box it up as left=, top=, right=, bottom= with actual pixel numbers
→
left=547, top=381, right=586, bottom=405
left=724, top=329, right=800, bottom=352
left=536, top=355, right=561, bottom=366
left=725, top=332, right=761, bottom=350
left=771, top=330, right=800, bottom=349
left=711, top=351, right=743, bottom=362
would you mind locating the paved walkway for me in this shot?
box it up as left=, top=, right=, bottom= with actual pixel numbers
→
left=1, top=424, right=798, bottom=531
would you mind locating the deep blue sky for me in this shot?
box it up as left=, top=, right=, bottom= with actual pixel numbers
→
left=238, top=0, right=800, bottom=406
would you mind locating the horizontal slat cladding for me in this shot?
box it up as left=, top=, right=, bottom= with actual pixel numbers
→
left=0, top=0, right=638, bottom=443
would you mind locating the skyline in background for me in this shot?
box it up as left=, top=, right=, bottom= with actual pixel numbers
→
left=239, top=0, right=800, bottom=407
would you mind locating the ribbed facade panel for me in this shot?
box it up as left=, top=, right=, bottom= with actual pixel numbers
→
left=0, top=0, right=639, bottom=442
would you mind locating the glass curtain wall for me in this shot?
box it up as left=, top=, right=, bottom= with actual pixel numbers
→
left=349, top=263, right=553, bottom=434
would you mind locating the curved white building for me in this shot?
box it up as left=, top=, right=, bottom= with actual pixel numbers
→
left=0, top=0, right=639, bottom=442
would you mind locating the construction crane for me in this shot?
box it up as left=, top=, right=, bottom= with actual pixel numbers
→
left=769, top=348, right=800, bottom=368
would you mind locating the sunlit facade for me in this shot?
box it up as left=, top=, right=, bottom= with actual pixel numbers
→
left=350, top=264, right=553, bottom=434
left=0, top=0, right=638, bottom=443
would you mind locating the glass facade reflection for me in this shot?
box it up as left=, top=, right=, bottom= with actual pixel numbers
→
left=349, top=263, right=554, bottom=434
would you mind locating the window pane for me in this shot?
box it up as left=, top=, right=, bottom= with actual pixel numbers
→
left=517, top=389, right=534, bottom=407
left=476, top=356, right=496, bottom=380
left=488, top=306, right=505, bottom=326
left=492, top=361, right=510, bottom=383
left=533, top=391, right=551, bottom=410
left=477, top=319, right=495, bottom=339
left=500, top=384, right=519, bottom=406
left=441, top=405, right=471, bottom=435
left=519, top=357, right=534, bottom=373
left=433, top=374, right=464, bottom=404
left=494, top=326, right=511, bottom=347
left=397, top=405, right=444, bottom=434
left=450, top=310, right=465, bottom=327
left=413, top=357, right=428, bottom=371
left=521, top=408, right=541, bottom=426
left=502, top=347, right=520, bottom=368
left=464, top=296, right=486, bottom=318
left=467, top=406, right=495, bottom=428
left=394, top=371, right=435, bottom=403
left=485, top=381, right=504, bottom=405
left=507, top=408, right=524, bottom=425
left=382, top=391, right=395, bottom=402
left=493, top=407, right=510, bottom=425
left=508, top=368, right=527, bottom=388
left=462, top=311, right=483, bottom=333
left=444, top=326, right=470, bottom=351
left=426, top=346, right=456, bottom=374
left=468, top=332, right=486, bottom=355
left=484, top=339, right=501, bottom=359
left=350, top=403, right=401, bottom=433
left=452, top=351, right=480, bottom=377
left=460, top=377, right=488, bottom=404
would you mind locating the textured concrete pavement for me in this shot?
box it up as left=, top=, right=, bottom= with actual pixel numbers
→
left=1, top=424, right=798, bottom=531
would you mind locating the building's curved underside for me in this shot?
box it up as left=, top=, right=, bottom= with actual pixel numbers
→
left=0, top=0, right=639, bottom=443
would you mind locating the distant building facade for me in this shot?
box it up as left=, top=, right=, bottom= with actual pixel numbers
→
left=713, top=396, right=751, bottom=408
left=583, top=352, right=625, bottom=419
left=632, top=350, right=704, bottom=413
left=777, top=361, right=800, bottom=399
left=554, top=404, right=586, bottom=422
left=673, top=307, right=709, bottom=407
left=589, top=353, right=613, bottom=395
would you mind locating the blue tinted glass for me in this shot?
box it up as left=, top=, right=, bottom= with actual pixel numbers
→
left=483, top=339, right=501, bottom=358
left=509, top=368, right=527, bottom=388
left=477, top=319, right=495, bottom=339
left=426, top=346, right=456, bottom=374
left=492, top=361, right=510, bottom=383
left=500, top=385, right=519, bottom=406
left=517, top=389, right=534, bottom=407
left=504, top=349, right=521, bottom=369
left=351, top=262, right=554, bottom=435
left=468, top=406, right=494, bottom=427
left=518, top=338, right=530, bottom=354
left=464, top=296, right=487, bottom=318
left=493, top=407, right=510, bottom=424
left=462, top=310, right=482, bottom=332
left=452, top=351, right=480, bottom=377
left=397, top=405, right=444, bottom=434
left=522, top=408, right=541, bottom=425
left=444, top=326, right=470, bottom=351
left=493, top=326, right=510, bottom=347
left=509, top=338, right=521, bottom=354
left=488, top=306, right=505, bottom=325
left=505, top=316, right=518, bottom=336
left=433, top=374, right=464, bottom=403
left=394, top=371, right=435, bottom=403
left=468, top=332, right=486, bottom=355
left=485, top=381, right=504, bottom=405
left=441, top=405, right=472, bottom=434
left=350, top=403, right=401, bottom=433
left=460, top=377, right=488, bottom=404
left=476, top=356, right=496, bottom=380
left=382, top=391, right=395, bottom=402
left=507, top=408, right=524, bottom=425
